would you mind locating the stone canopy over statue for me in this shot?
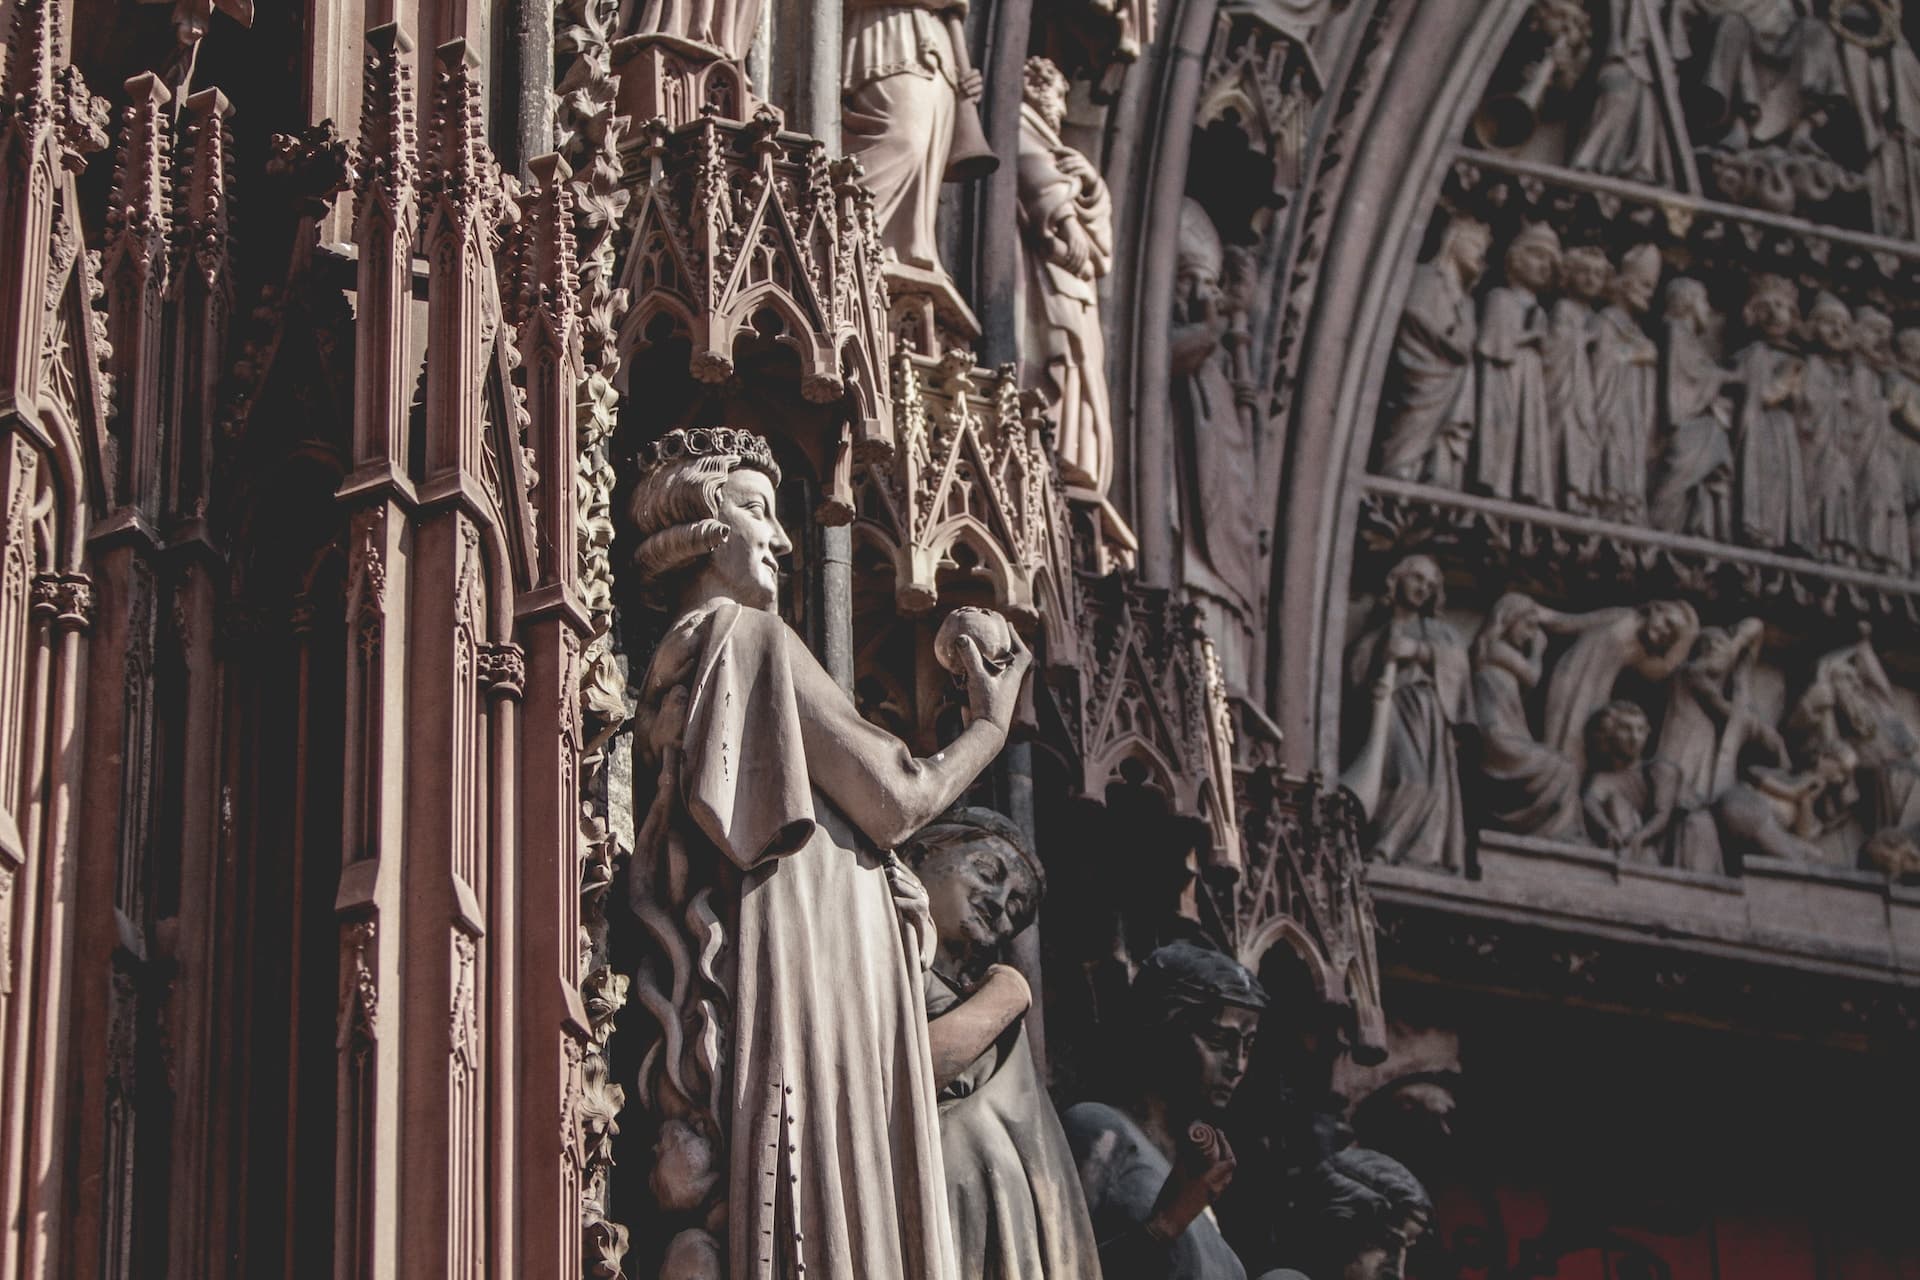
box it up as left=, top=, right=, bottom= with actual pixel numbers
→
left=625, top=428, right=1033, bottom=1278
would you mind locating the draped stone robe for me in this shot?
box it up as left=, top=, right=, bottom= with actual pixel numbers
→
left=1475, top=284, right=1555, bottom=504
left=674, top=599, right=959, bottom=1280
left=1348, top=615, right=1472, bottom=871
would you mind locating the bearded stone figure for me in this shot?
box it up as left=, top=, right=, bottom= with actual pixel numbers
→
left=905, top=807, right=1101, bottom=1280
left=1173, top=198, right=1262, bottom=675
left=1650, top=277, right=1737, bottom=539
left=843, top=0, right=985, bottom=277
left=1017, top=57, right=1115, bottom=494
left=1473, top=223, right=1558, bottom=505
left=1063, top=941, right=1267, bottom=1280
left=1346, top=555, right=1472, bottom=871
left=1376, top=217, right=1490, bottom=489
left=625, top=428, right=1031, bottom=1280
left=1731, top=274, right=1810, bottom=552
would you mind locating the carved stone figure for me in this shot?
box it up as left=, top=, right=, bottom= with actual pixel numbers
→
left=1542, top=600, right=1699, bottom=777
left=626, top=428, right=1032, bottom=1280
left=634, top=0, right=762, bottom=58
left=843, top=0, right=986, bottom=276
left=1473, top=222, right=1559, bottom=505
left=1670, top=0, right=1847, bottom=152
left=1654, top=618, right=1777, bottom=873
left=1346, top=555, right=1472, bottom=871
left=1588, top=243, right=1662, bottom=522
left=1376, top=217, right=1491, bottom=489
left=1583, top=700, right=1681, bottom=863
left=1275, top=1148, right=1433, bottom=1280
left=1831, top=0, right=1920, bottom=240
left=1650, top=277, right=1737, bottom=540
left=1848, top=305, right=1910, bottom=573
left=1470, top=593, right=1581, bottom=839
left=1891, top=327, right=1920, bottom=567
left=1546, top=246, right=1607, bottom=515
left=1173, top=199, right=1262, bottom=645
left=1787, top=634, right=1920, bottom=857
left=1063, top=942, right=1266, bottom=1280
left=1801, top=291, right=1862, bottom=563
left=1731, top=274, right=1810, bottom=551
left=907, top=808, right=1101, bottom=1280
left=1569, top=0, right=1673, bottom=182
left=1017, top=57, right=1115, bottom=494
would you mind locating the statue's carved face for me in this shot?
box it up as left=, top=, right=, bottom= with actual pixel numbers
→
left=1638, top=601, right=1687, bottom=651
left=1812, top=306, right=1853, bottom=355
left=1176, top=256, right=1221, bottom=316
left=1857, top=311, right=1893, bottom=361
left=1504, top=604, right=1541, bottom=647
left=1343, top=1212, right=1425, bottom=1280
left=1598, top=707, right=1649, bottom=767
left=1898, top=329, right=1920, bottom=367
left=1507, top=243, right=1556, bottom=291
left=1563, top=252, right=1610, bottom=301
left=1617, top=267, right=1657, bottom=315
left=1751, top=293, right=1796, bottom=339
left=1390, top=558, right=1440, bottom=613
left=1448, top=231, right=1490, bottom=286
left=920, top=834, right=1034, bottom=955
left=1182, top=1004, right=1259, bottom=1114
left=707, top=468, right=791, bottom=610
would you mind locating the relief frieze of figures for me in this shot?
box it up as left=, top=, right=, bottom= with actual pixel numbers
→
left=1344, top=550, right=1920, bottom=886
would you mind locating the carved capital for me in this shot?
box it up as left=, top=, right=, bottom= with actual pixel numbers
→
left=31, top=572, right=93, bottom=631
left=478, top=641, right=526, bottom=698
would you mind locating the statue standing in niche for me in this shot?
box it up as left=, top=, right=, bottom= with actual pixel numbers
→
left=1588, top=243, right=1662, bottom=523
left=1063, top=941, right=1266, bottom=1280
left=1848, top=304, right=1909, bottom=573
left=1890, top=327, right=1920, bottom=568
left=906, top=808, right=1101, bottom=1280
left=625, top=428, right=1032, bottom=1280
left=1542, top=599, right=1699, bottom=778
left=1802, top=291, right=1862, bottom=564
left=1569, top=0, right=1673, bottom=183
left=1346, top=554, right=1471, bottom=871
left=1731, top=274, right=1810, bottom=552
left=1173, top=198, right=1262, bottom=671
left=1376, top=217, right=1491, bottom=489
left=1470, top=593, right=1582, bottom=839
left=843, top=0, right=986, bottom=277
left=1266, top=1149, right=1432, bottom=1280
left=1546, top=246, right=1608, bottom=516
left=1669, top=0, right=1847, bottom=151
left=1582, top=699, right=1681, bottom=863
left=1017, top=57, right=1115, bottom=494
left=634, top=0, right=761, bottom=57
left=1473, top=223, right=1558, bottom=505
left=1650, top=277, right=1737, bottom=540
left=1831, top=0, right=1920, bottom=241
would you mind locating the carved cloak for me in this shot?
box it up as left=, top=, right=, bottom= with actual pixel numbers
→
left=1731, top=339, right=1809, bottom=551
left=1546, top=297, right=1602, bottom=514
left=1474, top=285, right=1555, bottom=504
left=1377, top=260, right=1477, bottom=486
left=1062, top=1101, right=1249, bottom=1280
left=1589, top=302, right=1658, bottom=519
left=1347, top=615, right=1472, bottom=870
left=679, top=600, right=958, bottom=1280
left=1650, top=314, right=1734, bottom=538
left=927, top=971, right=1102, bottom=1280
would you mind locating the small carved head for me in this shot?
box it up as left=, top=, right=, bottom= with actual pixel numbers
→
left=1808, top=291, right=1853, bottom=354
left=1612, top=244, right=1661, bottom=314
left=1742, top=275, right=1800, bottom=340
left=1853, top=305, right=1894, bottom=365
left=1177, top=198, right=1225, bottom=312
left=904, top=806, right=1046, bottom=963
left=1298, top=1148, right=1434, bottom=1280
left=1384, top=554, right=1444, bottom=617
left=1636, top=599, right=1694, bottom=652
left=1023, top=56, right=1071, bottom=132
left=1439, top=216, right=1492, bottom=288
left=1589, top=700, right=1650, bottom=770
left=1504, top=222, right=1561, bottom=291
left=1898, top=327, right=1920, bottom=371
left=1663, top=277, right=1711, bottom=329
left=1561, top=245, right=1611, bottom=302
left=1481, top=591, right=1540, bottom=649
left=1133, top=940, right=1268, bottom=1117
left=629, top=427, right=790, bottom=610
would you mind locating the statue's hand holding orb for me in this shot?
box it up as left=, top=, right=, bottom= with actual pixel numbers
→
left=935, top=607, right=1032, bottom=731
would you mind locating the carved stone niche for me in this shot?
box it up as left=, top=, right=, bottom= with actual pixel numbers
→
left=612, top=33, right=758, bottom=132
left=1189, top=3, right=1325, bottom=242
left=1032, top=0, right=1160, bottom=98
left=615, top=108, right=894, bottom=517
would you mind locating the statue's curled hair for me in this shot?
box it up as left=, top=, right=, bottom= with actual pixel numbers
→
left=628, top=428, right=783, bottom=586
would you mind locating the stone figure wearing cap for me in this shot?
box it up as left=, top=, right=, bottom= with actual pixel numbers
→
left=1063, top=941, right=1268, bottom=1280
left=624, top=427, right=1033, bottom=1280
left=1474, top=222, right=1560, bottom=506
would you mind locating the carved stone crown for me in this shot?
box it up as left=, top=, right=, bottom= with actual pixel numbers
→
left=635, top=427, right=782, bottom=485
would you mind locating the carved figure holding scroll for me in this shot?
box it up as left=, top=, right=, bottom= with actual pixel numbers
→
left=1583, top=700, right=1681, bottom=863
left=1470, top=593, right=1582, bottom=839
left=1801, top=291, right=1862, bottom=563
left=1650, top=277, right=1737, bottom=540
left=1731, top=274, right=1810, bottom=551
left=906, top=807, right=1102, bottom=1280
left=1064, top=941, right=1267, bottom=1280
left=1547, top=246, right=1607, bottom=515
left=1376, top=217, right=1491, bottom=489
left=1017, top=56, right=1115, bottom=495
left=1473, top=222, right=1559, bottom=505
left=843, top=0, right=990, bottom=279
left=1346, top=554, right=1472, bottom=871
left=626, top=427, right=1031, bottom=1280
left=1589, top=243, right=1662, bottom=522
